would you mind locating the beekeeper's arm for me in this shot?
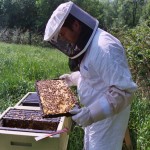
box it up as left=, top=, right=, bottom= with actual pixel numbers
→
left=61, top=45, right=137, bottom=127
left=59, top=71, right=81, bottom=86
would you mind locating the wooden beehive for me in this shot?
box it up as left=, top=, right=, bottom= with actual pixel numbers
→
left=0, top=107, right=72, bottom=150
left=0, top=92, right=73, bottom=150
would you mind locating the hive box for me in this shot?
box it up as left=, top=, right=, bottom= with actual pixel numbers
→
left=15, top=92, right=40, bottom=107
left=0, top=92, right=72, bottom=150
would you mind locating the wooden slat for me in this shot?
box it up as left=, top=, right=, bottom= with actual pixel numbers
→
left=0, top=127, right=55, bottom=134
left=124, top=127, right=133, bottom=150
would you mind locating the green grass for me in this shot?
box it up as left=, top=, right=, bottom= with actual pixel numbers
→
left=129, top=95, right=150, bottom=150
left=0, top=42, right=149, bottom=150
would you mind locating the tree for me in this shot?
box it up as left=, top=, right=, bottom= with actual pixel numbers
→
left=0, top=0, right=37, bottom=30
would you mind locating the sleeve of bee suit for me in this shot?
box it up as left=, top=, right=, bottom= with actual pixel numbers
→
left=88, top=34, right=137, bottom=122
left=59, top=71, right=81, bottom=87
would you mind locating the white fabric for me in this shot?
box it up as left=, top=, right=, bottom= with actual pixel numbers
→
left=78, top=28, right=137, bottom=110
left=69, top=107, right=93, bottom=127
left=59, top=71, right=81, bottom=86
left=89, top=96, right=113, bottom=122
left=84, top=105, right=131, bottom=150
left=44, top=1, right=73, bottom=41
left=70, top=28, right=137, bottom=149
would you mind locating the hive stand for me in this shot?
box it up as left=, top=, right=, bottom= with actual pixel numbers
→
left=124, top=127, right=133, bottom=150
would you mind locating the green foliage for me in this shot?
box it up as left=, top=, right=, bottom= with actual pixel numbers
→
left=0, top=0, right=37, bottom=29
left=0, top=0, right=150, bottom=32
left=129, top=95, right=150, bottom=149
left=0, top=0, right=150, bottom=48
left=67, top=126, right=84, bottom=150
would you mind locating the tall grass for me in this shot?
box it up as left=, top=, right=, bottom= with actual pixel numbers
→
left=0, top=42, right=149, bottom=150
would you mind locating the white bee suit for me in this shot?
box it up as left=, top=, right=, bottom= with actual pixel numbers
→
left=44, top=1, right=137, bottom=149
left=63, top=28, right=137, bottom=150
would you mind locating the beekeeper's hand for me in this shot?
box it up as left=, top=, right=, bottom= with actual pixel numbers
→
left=69, top=106, right=93, bottom=127
left=59, top=71, right=81, bottom=86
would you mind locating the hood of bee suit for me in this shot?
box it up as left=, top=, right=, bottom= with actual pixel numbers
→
left=44, top=1, right=99, bottom=59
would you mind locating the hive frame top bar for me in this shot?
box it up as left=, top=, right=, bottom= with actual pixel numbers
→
left=14, top=105, right=41, bottom=110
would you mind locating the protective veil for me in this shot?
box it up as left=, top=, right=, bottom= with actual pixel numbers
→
left=44, top=1, right=99, bottom=59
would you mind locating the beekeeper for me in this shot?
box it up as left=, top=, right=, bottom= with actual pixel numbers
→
left=44, top=1, right=137, bottom=150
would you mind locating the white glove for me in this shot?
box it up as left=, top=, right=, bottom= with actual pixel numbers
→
left=59, top=74, right=73, bottom=86
left=69, top=96, right=113, bottom=127
left=69, top=107, right=94, bottom=127
left=59, top=71, right=81, bottom=86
